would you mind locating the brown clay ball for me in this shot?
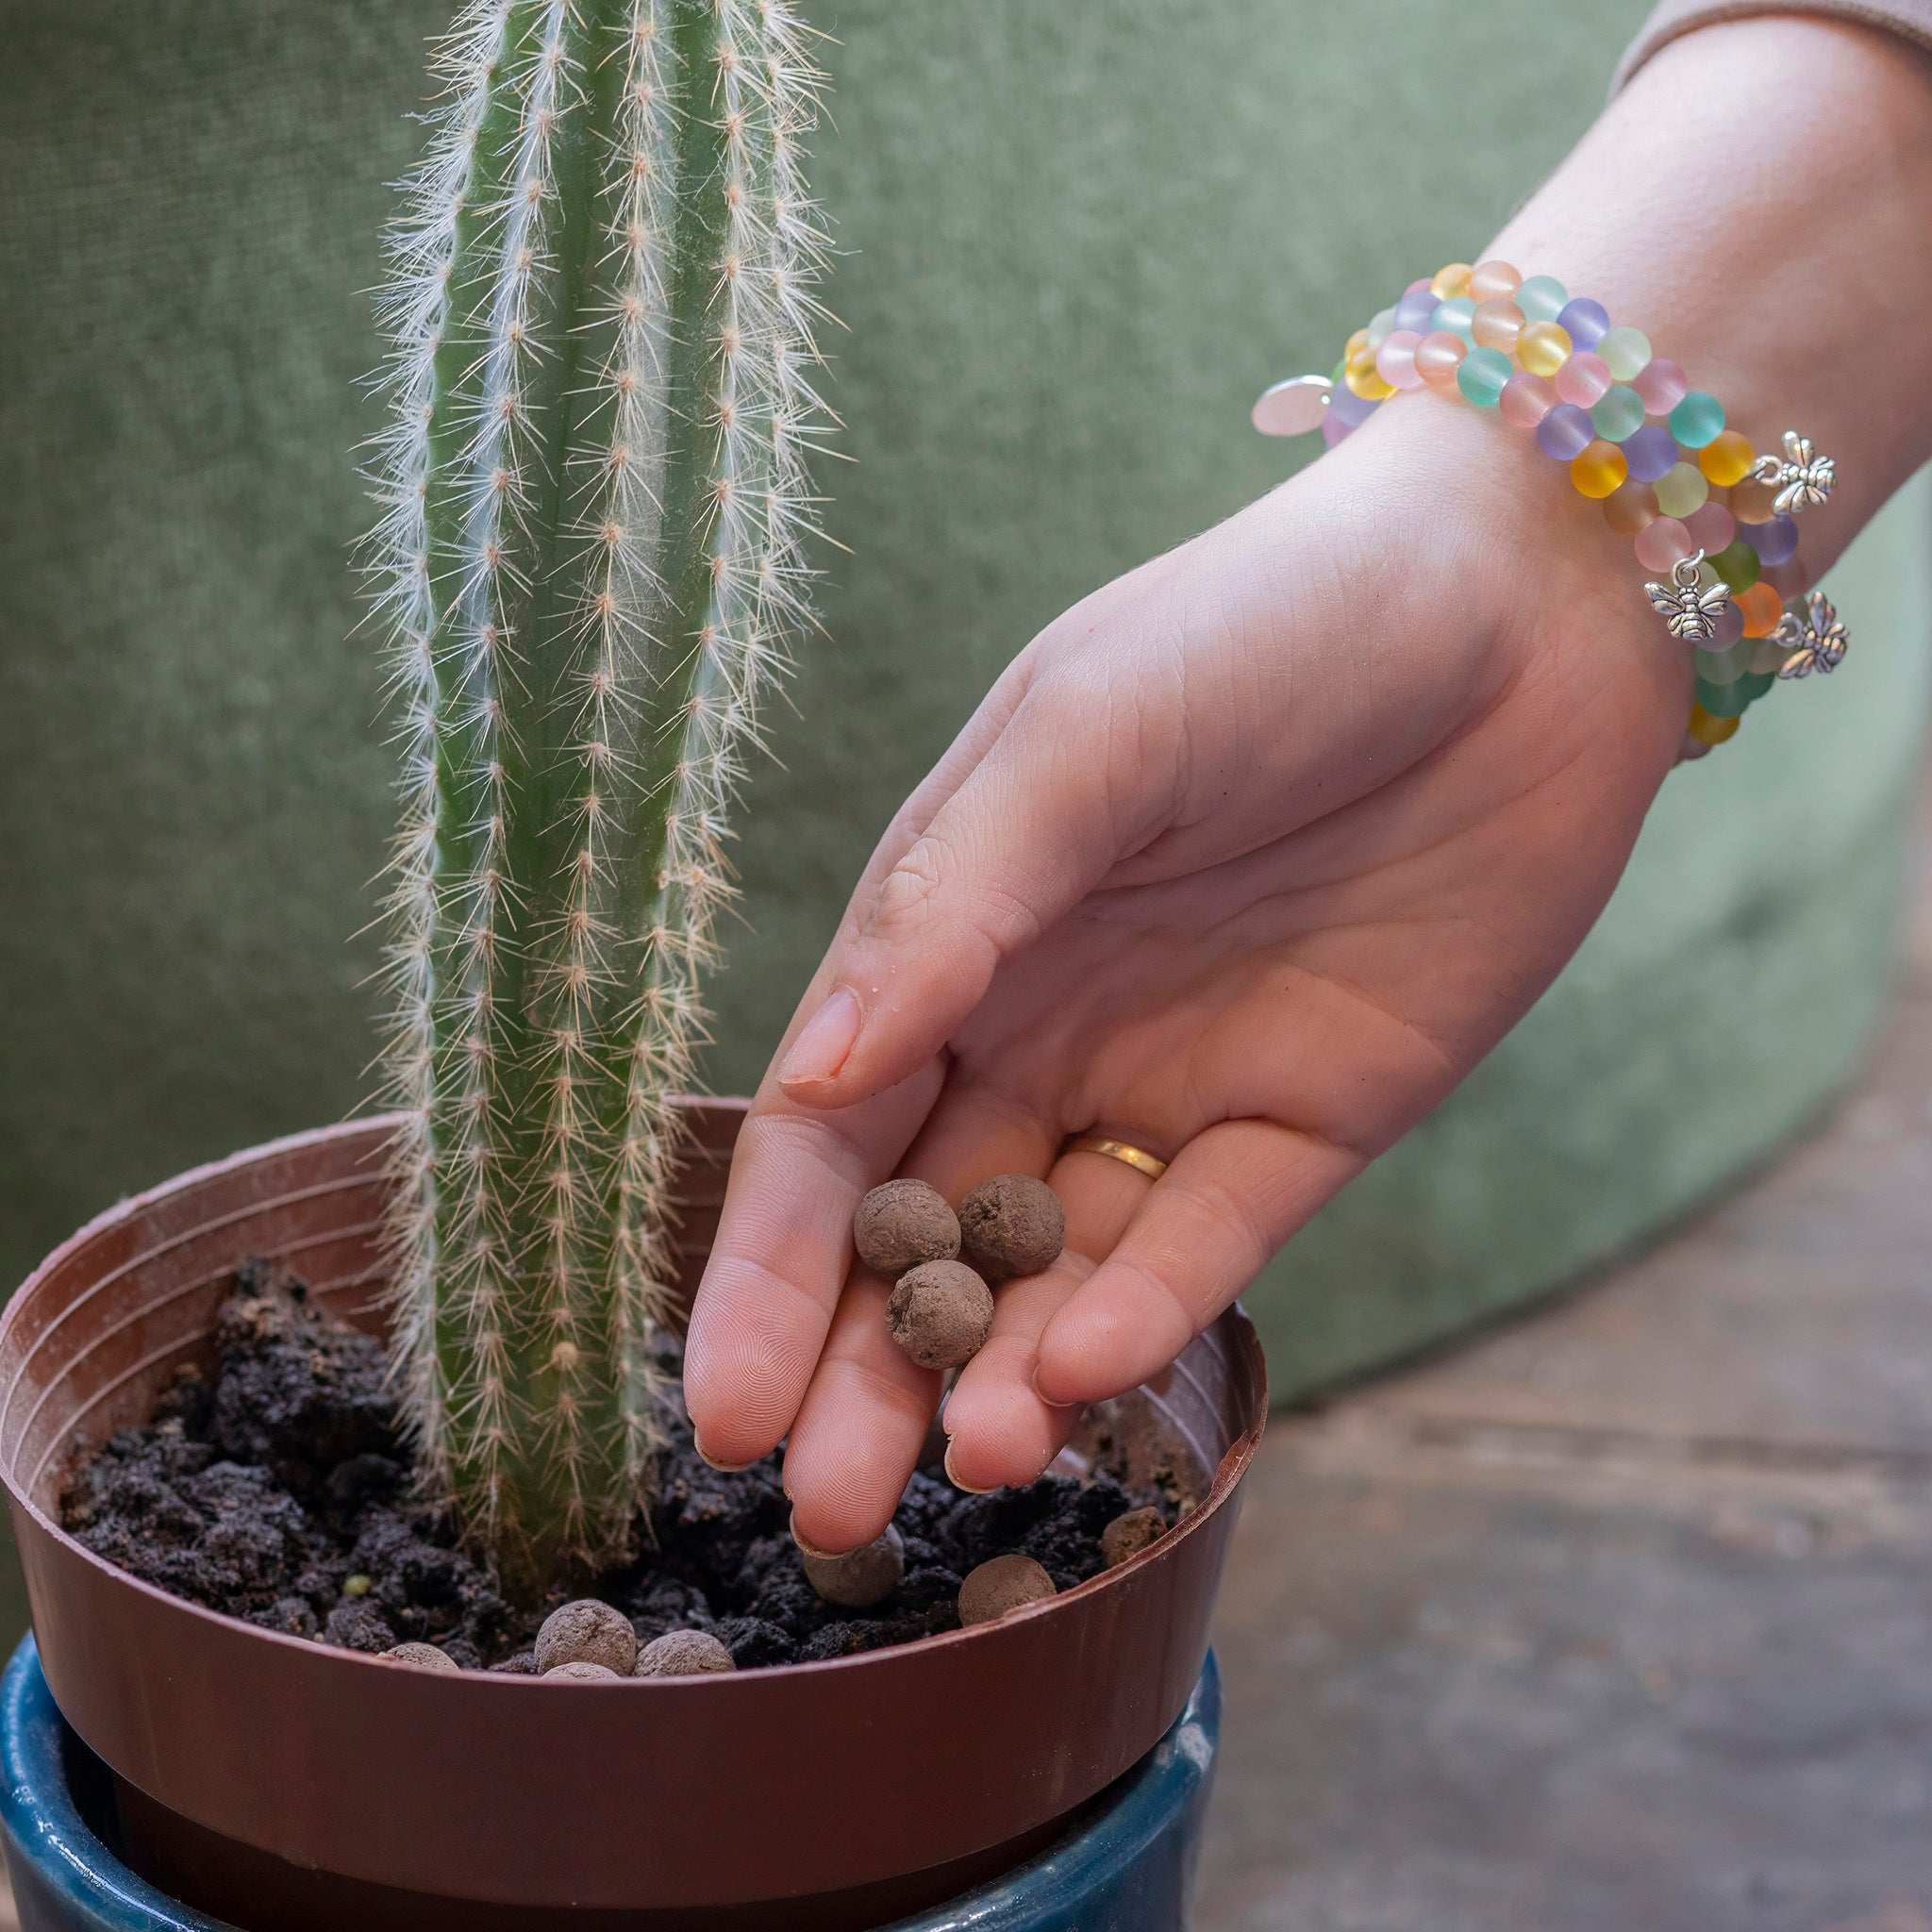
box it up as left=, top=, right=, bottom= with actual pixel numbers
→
left=1100, top=1506, right=1167, bottom=1569
left=958, top=1554, right=1057, bottom=1627
left=958, top=1174, right=1065, bottom=1282
left=547, top=1660, right=623, bottom=1682
left=803, top=1524, right=905, bottom=1609
left=379, top=1641, right=458, bottom=1672
left=635, top=1629, right=737, bottom=1677
left=887, top=1259, right=994, bottom=1370
left=854, top=1179, right=960, bottom=1277
left=535, top=1598, right=639, bottom=1677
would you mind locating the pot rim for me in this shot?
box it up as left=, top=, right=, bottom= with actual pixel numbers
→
left=2, top=1111, right=1266, bottom=1688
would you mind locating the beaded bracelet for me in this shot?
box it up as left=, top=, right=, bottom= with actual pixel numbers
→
left=1253, top=260, right=1850, bottom=760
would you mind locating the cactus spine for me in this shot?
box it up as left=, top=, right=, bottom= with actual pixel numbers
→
left=369, top=0, right=827, bottom=1589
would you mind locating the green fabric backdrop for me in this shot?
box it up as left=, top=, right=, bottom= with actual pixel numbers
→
left=2, top=0, right=1925, bottom=1446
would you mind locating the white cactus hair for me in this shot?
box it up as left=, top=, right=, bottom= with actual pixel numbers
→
left=362, top=0, right=830, bottom=1585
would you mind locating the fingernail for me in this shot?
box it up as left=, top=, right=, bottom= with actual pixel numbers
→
left=789, top=1509, right=848, bottom=1560
left=943, top=1441, right=998, bottom=1496
left=1029, top=1366, right=1079, bottom=1411
left=778, top=988, right=861, bottom=1091
left=694, top=1436, right=758, bottom=1474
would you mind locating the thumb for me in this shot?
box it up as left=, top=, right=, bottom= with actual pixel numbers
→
left=774, top=691, right=1128, bottom=1108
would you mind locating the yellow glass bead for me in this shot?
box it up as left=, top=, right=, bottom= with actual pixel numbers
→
left=1343, top=358, right=1395, bottom=400
left=1698, top=430, right=1756, bottom=488
left=1471, top=299, right=1524, bottom=353
left=1687, top=705, right=1740, bottom=748
left=1571, top=440, right=1628, bottom=500
left=1729, top=475, right=1779, bottom=525
left=1345, top=326, right=1370, bottom=359
left=1653, top=462, right=1709, bottom=520
left=1429, top=261, right=1474, bottom=299
left=1601, top=479, right=1658, bottom=536
left=1517, top=320, right=1573, bottom=378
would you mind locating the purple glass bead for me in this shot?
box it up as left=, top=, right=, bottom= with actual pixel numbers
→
left=1393, top=287, right=1438, bottom=334
left=1556, top=298, right=1610, bottom=350
left=1536, top=403, right=1595, bottom=462
left=1321, top=408, right=1353, bottom=449
left=1620, top=423, right=1679, bottom=483
left=1705, top=601, right=1745, bottom=648
left=1327, top=383, right=1379, bottom=428
left=1747, top=513, right=1800, bottom=566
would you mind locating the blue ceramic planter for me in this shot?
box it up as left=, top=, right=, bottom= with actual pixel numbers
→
left=0, top=1637, right=1218, bottom=1932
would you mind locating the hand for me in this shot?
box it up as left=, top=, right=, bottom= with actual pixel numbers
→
left=682, top=393, right=1688, bottom=1552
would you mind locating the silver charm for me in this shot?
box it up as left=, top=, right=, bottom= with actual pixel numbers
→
left=1773, top=588, right=1849, bottom=680
left=1751, top=430, right=1835, bottom=516
left=1251, top=374, right=1332, bottom=438
left=1644, top=552, right=1730, bottom=643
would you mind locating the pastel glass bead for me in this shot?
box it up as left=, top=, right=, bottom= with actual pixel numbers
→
left=1736, top=581, right=1785, bottom=637
left=1621, top=423, right=1679, bottom=484
left=1367, top=307, right=1398, bottom=350
left=1571, top=440, right=1627, bottom=499
left=1468, top=258, right=1522, bottom=302
left=1596, top=325, right=1652, bottom=382
left=1728, top=475, right=1779, bottom=524
left=1749, top=636, right=1792, bottom=675
left=1457, top=346, right=1513, bottom=408
left=1555, top=297, right=1609, bottom=349
left=1591, top=385, right=1645, bottom=442
left=1654, top=462, right=1709, bottom=519
left=1429, top=297, right=1476, bottom=342
left=1687, top=706, right=1740, bottom=747
left=1706, top=600, right=1745, bottom=648
left=1415, top=331, right=1467, bottom=391
left=1430, top=261, right=1474, bottom=298
left=1321, top=409, right=1353, bottom=449
left=1632, top=358, right=1689, bottom=414
left=1694, top=641, right=1752, bottom=687
left=1634, top=517, right=1695, bottom=573
left=1746, top=512, right=1800, bottom=565
left=1710, top=537, right=1762, bottom=591
left=1695, top=676, right=1755, bottom=721
left=1328, top=382, right=1378, bottom=427
left=1515, top=274, right=1569, bottom=323
left=1554, top=352, right=1611, bottom=407
left=1536, top=402, right=1595, bottom=462
left=1472, top=299, right=1524, bottom=353
left=1393, top=286, right=1438, bottom=334
left=1669, top=391, right=1726, bottom=449
left=1498, top=372, right=1557, bottom=428
left=1698, top=430, right=1757, bottom=488
left=1518, top=321, right=1574, bottom=378
left=1683, top=499, right=1736, bottom=554
left=1375, top=329, right=1425, bottom=391
left=1602, top=479, right=1658, bottom=536
left=1344, top=358, right=1395, bottom=400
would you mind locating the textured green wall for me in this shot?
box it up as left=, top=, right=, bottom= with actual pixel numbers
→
left=1, top=0, right=1924, bottom=1419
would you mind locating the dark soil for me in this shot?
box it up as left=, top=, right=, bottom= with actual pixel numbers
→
left=60, top=1263, right=1169, bottom=1671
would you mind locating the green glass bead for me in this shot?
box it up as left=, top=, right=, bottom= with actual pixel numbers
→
left=1429, top=296, right=1476, bottom=343
left=1669, top=390, right=1725, bottom=449
left=1741, top=670, right=1775, bottom=705
left=1695, top=676, right=1754, bottom=720
left=1331, top=357, right=1345, bottom=387
left=1597, top=325, right=1652, bottom=381
left=1515, top=275, right=1568, bottom=323
left=1591, top=385, right=1645, bottom=442
left=1693, top=641, right=1752, bottom=687
left=1710, top=538, right=1761, bottom=592
left=1457, top=346, right=1512, bottom=408
left=1654, top=462, right=1709, bottom=520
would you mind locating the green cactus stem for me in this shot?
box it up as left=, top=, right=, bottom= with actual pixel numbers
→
left=368, top=0, right=828, bottom=1591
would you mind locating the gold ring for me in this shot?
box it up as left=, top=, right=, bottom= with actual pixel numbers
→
left=1061, top=1134, right=1169, bottom=1182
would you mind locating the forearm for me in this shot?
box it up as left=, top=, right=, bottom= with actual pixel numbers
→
left=1489, top=12, right=1932, bottom=576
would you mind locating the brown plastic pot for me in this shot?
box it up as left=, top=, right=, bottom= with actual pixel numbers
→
left=0, top=1108, right=1266, bottom=1929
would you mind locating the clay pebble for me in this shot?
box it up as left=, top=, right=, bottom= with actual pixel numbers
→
left=802, top=1524, right=905, bottom=1609
left=379, top=1641, right=458, bottom=1672
left=1100, top=1506, right=1166, bottom=1568
left=854, top=1179, right=960, bottom=1277
left=958, top=1174, right=1065, bottom=1282
left=887, top=1260, right=993, bottom=1370
left=958, top=1553, right=1057, bottom=1626
left=635, top=1629, right=737, bottom=1676
left=535, top=1598, right=640, bottom=1677
left=547, top=1660, right=623, bottom=1682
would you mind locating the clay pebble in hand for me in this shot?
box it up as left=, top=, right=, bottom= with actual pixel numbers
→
left=958, top=1174, right=1065, bottom=1282
left=887, top=1259, right=993, bottom=1370
left=958, top=1554, right=1057, bottom=1627
left=378, top=1641, right=458, bottom=1672
left=548, top=1660, right=623, bottom=1682
left=635, top=1630, right=737, bottom=1677
left=535, top=1598, right=640, bottom=1677
left=854, top=1179, right=960, bottom=1276
left=803, top=1524, right=905, bottom=1609
left=1100, top=1506, right=1167, bottom=1568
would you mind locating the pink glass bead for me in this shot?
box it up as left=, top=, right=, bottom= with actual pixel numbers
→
left=1633, top=517, right=1695, bottom=573
left=1415, top=330, right=1467, bottom=391
left=1683, top=500, right=1736, bottom=555
left=1554, top=351, right=1612, bottom=408
left=1472, top=298, right=1524, bottom=353
left=1497, top=372, right=1556, bottom=428
left=1468, top=258, right=1523, bottom=302
left=1632, top=358, right=1688, bottom=415
left=1375, top=329, right=1425, bottom=391
left=1706, top=601, right=1746, bottom=648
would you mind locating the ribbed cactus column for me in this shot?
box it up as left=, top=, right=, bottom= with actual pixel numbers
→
left=370, top=0, right=826, bottom=1590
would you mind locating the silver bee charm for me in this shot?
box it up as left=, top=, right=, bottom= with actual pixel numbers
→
left=1774, top=589, right=1849, bottom=680
left=1645, top=552, right=1731, bottom=643
left=1752, top=430, right=1836, bottom=516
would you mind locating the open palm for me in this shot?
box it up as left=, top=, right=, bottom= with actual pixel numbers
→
left=684, top=398, right=1688, bottom=1553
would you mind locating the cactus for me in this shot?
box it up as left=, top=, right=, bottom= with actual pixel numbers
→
left=367, top=0, right=828, bottom=1590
